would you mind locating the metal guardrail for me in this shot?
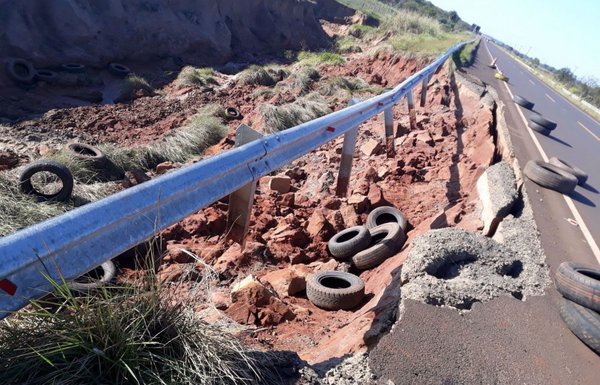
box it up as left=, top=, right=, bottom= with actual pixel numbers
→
left=0, top=42, right=466, bottom=318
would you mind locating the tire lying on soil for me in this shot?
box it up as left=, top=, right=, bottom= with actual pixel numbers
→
left=66, top=142, right=108, bottom=167
left=328, top=226, right=371, bottom=261
left=35, top=69, right=58, bottom=83
left=225, top=107, right=242, bottom=120
left=555, top=262, right=600, bottom=312
left=68, top=260, right=117, bottom=293
left=530, top=113, right=557, bottom=130
left=306, top=271, right=365, bottom=310
left=548, top=157, right=588, bottom=185
left=19, top=160, right=74, bottom=202
left=61, top=63, right=85, bottom=73
left=523, top=160, right=577, bottom=194
left=366, top=206, right=408, bottom=232
left=513, top=95, right=534, bottom=110
left=352, top=223, right=406, bottom=270
left=6, top=58, right=35, bottom=84
left=559, top=297, right=600, bottom=354
left=108, top=62, right=131, bottom=77
left=528, top=120, right=551, bottom=136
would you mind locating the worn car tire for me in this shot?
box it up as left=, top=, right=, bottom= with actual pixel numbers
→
left=306, top=271, right=365, bottom=310
left=530, top=113, right=557, bottom=130
left=366, top=206, right=408, bottom=232
left=61, top=63, right=86, bottom=73
left=66, top=142, right=108, bottom=167
left=68, top=260, right=117, bottom=292
left=528, top=120, right=551, bottom=135
left=352, top=223, right=406, bottom=270
left=523, top=160, right=577, bottom=194
left=108, top=62, right=131, bottom=77
left=513, top=95, right=534, bottom=110
left=19, top=160, right=74, bottom=202
left=6, top=58, right=35, bottom=84
left=559, top=298, right=600, bottom=355
left=548, top=157, right=588, bottom=185
left=328, top=226, right=371, bottom=260
left=555, top=262, right=600, bottom=312
left=225, top=107, right=242, bottom=120
left=35, top=69, right=59, bottom=83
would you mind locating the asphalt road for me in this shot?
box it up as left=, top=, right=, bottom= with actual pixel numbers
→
left=369, top=41, right=600, bottom=385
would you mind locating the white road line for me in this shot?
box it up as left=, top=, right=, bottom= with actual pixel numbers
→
left=528, top=79, right=535, bottom=85
left=545, top=93, right=556, bottom=103
left=577, top=121, right=600, bottom=141
left=496, top=68, right=600, bottom=262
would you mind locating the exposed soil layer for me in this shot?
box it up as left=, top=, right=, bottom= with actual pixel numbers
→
left=0, top=48, right=497, bottom=366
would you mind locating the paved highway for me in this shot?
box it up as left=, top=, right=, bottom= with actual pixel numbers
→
left=482, top=40, right=600, bottom=266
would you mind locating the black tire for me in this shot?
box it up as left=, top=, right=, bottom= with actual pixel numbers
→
left=513, top=95, right=534, bottom=110
left=366, top=206, right=408, bottom=232
left=68, top=260, right=117, bottom=292
left=328, top=226, right=371, bottom=261
left=19, top=160, right=74, bottom=202
left=6, top=58, right=35, bottom=84
left=108, top=63, right=131, bottom=77
left=306, top=271, right=365, bottom=310
left=523, top=160, right=577, bottom=194
left=352, top=223, right=406, bottom=270
left=61, top=63, right=85, bottom=73
left=555, top=262, right=600, bottom=312
left=35, top=69, right=58, bottom=83
left=559, top=298, right=600, bottom=355
left=548, top=157, right=588, bottom=185
left=225, top=107, right=242, bottom=120
left=528, top=120, right=551, bottom=135
left=530, top=113, right=557, bottom=130
left=66, top=142, right=107, bottom=167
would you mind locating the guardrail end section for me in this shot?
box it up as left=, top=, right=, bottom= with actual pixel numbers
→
left=226, top=125, right=264, bottom=247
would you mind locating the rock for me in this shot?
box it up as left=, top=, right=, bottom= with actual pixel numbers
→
left=0, top=150, right=19, bottom=171
left=156, top=161, right=176, bottom=174
left=361, top=139, right=383, bottom=156
left=213, top=243, right=247, bottom=274
left=211, top=291, right=231, bottom=310
left=231, top=275, right=273, bottom=305
left=340, top=204, right=360, bottom=227
left=204, top=207, right=226, bottom=234
left=262, top=267, right=308, bottom=297
left=165, top=243, right=195, bottom=264
left=413, top=130, right=434, bottom=146
left=122, top=168, right=151, bottom=188
left=348, top=193, right=369, bottom=213
left=269, top=175, right=292, bottom=194
left=37, top=144, right=52, bottom=156
left=476, top=162, right=518, bottom=236
left=323, top=196, right=341, bottom=210
left=157, top=263, right=199, bottom=283
left=367, top=184, right=387, bottom=208
left=306, top=210, right=334, bottom=241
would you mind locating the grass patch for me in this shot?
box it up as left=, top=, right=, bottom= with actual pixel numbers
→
left=319, top=76, right=382, bottom=97
left=0, top=266, right=277, bottom=384
left=453, top=39, right=480, bottom=68
left=335, top=36, right=363, bottom=54
left=116, top=74, right=154, bottom=102
left=297, top=51, right=345, bottom=66
left=176, top=66, right=217, bottom=88
left=383, top=10, right=444, bottom=37
left=238, top=65, right=276, bottom=86
left=47, top=150, right=99, bottom=183
left=260, top=94, right=331, bottom=132
left=390, top=33, right=466, bottom=55
left=286, top=66, right=321, bottom=94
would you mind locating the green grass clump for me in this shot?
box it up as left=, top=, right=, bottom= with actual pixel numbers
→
left=238, top=65, right=276, bottom=86
left=176, top=66, right=217, bottom=88
left=389, top=33, right=466, bottom=55
left=0, top=270, right=276, bottom=384
left=383, top=10, right=443, bottom=37
left=453, top=39, right=480, bottom=68
left=116, top=74, right=154, bottom=102
left=319, top=76, right=381, bottom=97
left=260, top=94, right=331, bottom=132
left=335, top=36, right=363, bottom=54
left=288, top=66, right=321, bottom=94
left=297, top=51, right=345, bottom=66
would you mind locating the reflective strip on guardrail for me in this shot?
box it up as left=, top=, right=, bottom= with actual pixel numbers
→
left=0, top=42, right=467, bottom=318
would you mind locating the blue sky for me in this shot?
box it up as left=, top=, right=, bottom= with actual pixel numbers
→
left=431, top=0, right=600, bottom=81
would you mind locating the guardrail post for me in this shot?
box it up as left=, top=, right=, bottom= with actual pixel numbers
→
left=226, top=124, right=263, bottom=247
left=336, top=98, right=361, bottom=197
left=384, top=107, right=395, bottom=158
left=419, top=76, right=430, bottom=107
left=406, top=91, right=417, bottom=130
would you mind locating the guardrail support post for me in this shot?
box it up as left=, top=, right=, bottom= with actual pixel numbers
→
left=336, top=98, right=361, bottom=197
left=384, top=107, right=395, bottom=158
left=420, top=76, right=429, bottom=107
left=406, top=91, right=417, bottom=130
left=226, top=124, right=263, bottom=247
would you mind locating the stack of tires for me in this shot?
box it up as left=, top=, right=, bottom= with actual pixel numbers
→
left=523, top=157, right=588, bottom=195
left=555, top=262, right=600, bottom=354
left=512, top=94, right=559, bottom=137
left=306, top=206, right=408, bottom=312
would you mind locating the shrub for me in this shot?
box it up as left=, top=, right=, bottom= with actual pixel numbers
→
left=297, top=51, right=345, bottom=66
left=116, top=74, right=154, bottom=102
left=260, top=94, right=331, bottom=132
left=238, top=65, right=276, bottom=86
left=176, top=66, right=217, bottom=87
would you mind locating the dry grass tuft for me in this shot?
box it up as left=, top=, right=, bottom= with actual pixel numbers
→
left=176, top=66, right=217, bottom=88
left=260, top=94, right=331, bottom=132
left=238, top=65, right=276, bottom=86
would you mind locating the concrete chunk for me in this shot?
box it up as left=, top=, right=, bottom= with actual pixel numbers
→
left=477, top=161, right=518, bottom=236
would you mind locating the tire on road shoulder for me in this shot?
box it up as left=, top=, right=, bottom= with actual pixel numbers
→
left=108, top=63, right=131, bottom=77
left=19, top=160, right=74, bottom=202
left=366, top=206, right=408, bottom=232
left=559, top=298, right=600, bottom=355
left=306, top=271, right=365, bottom=310
left=352, top=223, right=406, bottom=270
left=68, top=260, right=117, bottom=293
left=528, top=120, right=551, bottom=135
left=512, top=95, right=534, bottom=110
left=6, top=59, right=35, bottom=84
left=555, top=262, right=600, bottom=312
left=61, top=63, right=86, bottom=73
left=548, top=157, right=588, bottom=185
left=328, top=226, right=371, bottom=260
left=523, top=160, right=577, bottom=194
left=530, top=113, right=557, bottom=130
left=66, top=142, right=108, bottom=167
